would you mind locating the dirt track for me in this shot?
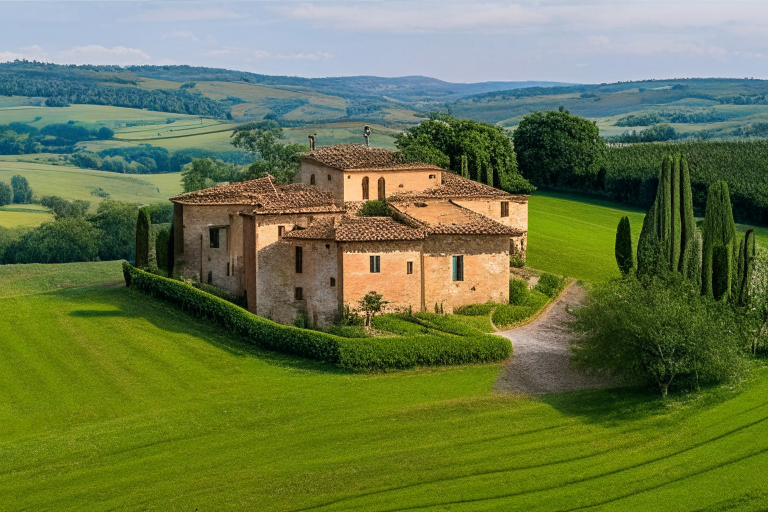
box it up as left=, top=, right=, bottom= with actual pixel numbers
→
left=495, top=284, right=615, bottom=395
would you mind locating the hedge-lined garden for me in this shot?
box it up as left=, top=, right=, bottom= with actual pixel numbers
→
left=122, top=263, right=511, bottom=370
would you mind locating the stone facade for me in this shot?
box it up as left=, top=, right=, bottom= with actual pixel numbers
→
left=171, top=143, right=529, bottom=326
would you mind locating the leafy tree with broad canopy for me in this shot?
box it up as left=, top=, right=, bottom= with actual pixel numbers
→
left=230, top=120, right=306, bottom=184
left=513, top=108, right=605, bottom=187
left=394, top=112, right=535, bottom=194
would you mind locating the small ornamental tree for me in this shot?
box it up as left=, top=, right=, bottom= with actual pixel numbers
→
left=135, top=207, right=151, bottom=268
left=358, top=291, right=388, bottom=326
left=0, top=182, right=11, bottom=206
left=615, top=216, right=633, bottom=275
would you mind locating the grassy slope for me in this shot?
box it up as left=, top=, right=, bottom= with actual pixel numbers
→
left=0, top=204, right=53, bottom=227
left=0, top=260, right=123, bottom=297
left=526, top=191, right=768, bottom=283
left=0, top=263, right=767, bottom=511
left=0, top=160, right=182, bottom=213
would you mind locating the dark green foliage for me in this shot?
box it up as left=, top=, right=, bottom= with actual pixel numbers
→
left=509, top=278, right=529, bottom=305
left=39, top=196, right=89, bottom=219
left=398, top=136, right=450, bottom=169
left=606, top=124, right=677, bottom=143
left=701, top=180, right=737, bottom=299
left=143, top=202, right=174, bottom=224
left=394, top=113, right=532, bottom=194
left=181, top=158, right=242, bottom=193
left=135, top=208, right=151, bottom=268
left=2, top=218, right=99, bottom=263
left=735, top=230, right=755, bottom=307
left=357, top=200, right=389, bottom=217
left=670, top=155, right=682, bottom=271
left=571, top=274, right=747, bottom=396
left=534, top=273, right=566, bottom=298
left=684, top=231, right=703, bottom=292
left=510, top=253, right=526, bottom=268
left=167, top=221, right=175, bottom=277
left=679, top=155, right=696, bottom=274
left=154, top=226, right=171, bottom=273
left=231, top=122, right=305, bottom=184
left=492, top=290, right=550, bottom=327
left=636, top=202, right=659, bottom=276
left=10, top=175, right=32, bottom=204
left=371, top=314, right=430, bottom=335
left=90, top=199, right=139, bottom=261
left=122, top=263, right=511, bottom=370
left=0, top=181, right=11, bottom=206
left=614, top=216, right=633, bottom=275
left=656, top=156, right=673, bottom=263
left=513, top=109, right=605, bottom=187
left=190, top=281, right=246, bottom=308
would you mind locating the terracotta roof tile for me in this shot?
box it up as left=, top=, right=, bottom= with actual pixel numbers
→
left=336, top=216, right=428, bottom=242
left=282, top=218, right=337, bottom=240
left=171, top=177, right=344, bottom=214
left=390, top=172, right=524, bottom=200
left=391, top=201, right=523, bottom=236
left=303, top=144, right=442, bottom=172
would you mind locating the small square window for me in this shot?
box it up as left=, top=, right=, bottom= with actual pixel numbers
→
left=370, top=255, right=381, bottom=273
left=501, top=201, right=509, bottom=218
left=295, top=287, right=303, bottom=300
left=407, top=261, right=413, bottom=275
left=278, top=225, right=285, bottom=238
left=209, top=228, right=220, bottom=248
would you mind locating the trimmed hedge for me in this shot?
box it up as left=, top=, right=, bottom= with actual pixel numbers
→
left=534, top=273, right=566, bottom=298
left=453, top=302, right=499, bottom=316
left=509, top=278, right=529, bottom=305
left=492, top=290, right=550, bottom=328
left=122, top=263, right=511, bottom=370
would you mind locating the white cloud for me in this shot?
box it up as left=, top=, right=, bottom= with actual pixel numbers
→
left=163, top=31, right=199, bottom=42
left=206, top=46, right=333, bottom=62
left=56, top=45, right=151, bottom=65
left=0, top=45, right=49, bottom=62
left=128, top=8, right=240, bottom=23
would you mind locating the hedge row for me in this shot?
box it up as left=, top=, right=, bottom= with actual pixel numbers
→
left=492, top=290, right=550, bottom=328
left=123, top=263, right=511, bottom=370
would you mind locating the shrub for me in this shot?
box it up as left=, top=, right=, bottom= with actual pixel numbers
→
left=534, top=273, right=566, bottom=298
left=0, top=182, right=11, bottom=206
left=123, top=263, right=511, bottom=370
left=453, top=303, right=498, bottom=316
left=492, top=290, right=550, bottom=327
left=357, top=200, right=389, bottom=217
left=3, top=217, right=99, bottom=264
left=509, top=278, right=529, bottom=305
left=190, top=281, right=246, bottom=309
left=510, top=254, right=525, bottom=268
left=571, top=274, right=747, bottom=396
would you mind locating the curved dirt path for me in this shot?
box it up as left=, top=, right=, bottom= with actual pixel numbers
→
left=495, top=284, right=615, bottom=395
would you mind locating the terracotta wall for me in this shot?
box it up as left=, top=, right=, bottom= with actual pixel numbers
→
left=343, top=170, right=441, bottom=202
left=341, top=241, right=423, bottom=313
left=422, top=235, right=509, bottom=313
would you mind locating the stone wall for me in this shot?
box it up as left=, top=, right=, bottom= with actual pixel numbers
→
left=454, top=196, right=528, bottom=259
left=422, top=234, right=509, bottom=313
left=295, top=160, right=345, bottom=202
left=343, top=170, right=441, bottom=202
left=341, top=241, right=424, bottom=313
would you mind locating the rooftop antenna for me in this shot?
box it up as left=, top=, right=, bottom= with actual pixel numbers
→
left=308, top=134, right=316, bottom=151
left=264, top=172, right=280, bottom=196
left=363, top=125, right=371, bottom=147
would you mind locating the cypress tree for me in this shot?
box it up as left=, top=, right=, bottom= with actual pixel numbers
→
left=155, top=226, right=170, bottom=274
left=135, top=207, right=151, bottom=268
left=736, top=229, right=755, bottom=306
left=167, top=221, right=175, bottom=277
left=670, top=154, right=682, bottom=271
left=615, top=216, right=633, bottom=275
left=487, top=162, right=494, bottom=188
left=679, top=155, right=696, bottom=274
left=701, top=180, right=737, bottom=299
left=655, top=155, right=673, bottom=259
left=685, top=231, right=703, bottom=292
left=637, top=203, right=658, bottom=276
left=461, top=154, right=469, bottom=179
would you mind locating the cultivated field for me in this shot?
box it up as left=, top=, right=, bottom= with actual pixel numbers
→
left=0, top=204, right=53, bottom=227
left=2, top=194, right=768, bottom=510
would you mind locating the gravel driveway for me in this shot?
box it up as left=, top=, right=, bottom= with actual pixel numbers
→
left=495, top=284, right=615, bottom=395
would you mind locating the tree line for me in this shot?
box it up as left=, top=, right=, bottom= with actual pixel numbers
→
left=0, top=121, right=113, bottom=155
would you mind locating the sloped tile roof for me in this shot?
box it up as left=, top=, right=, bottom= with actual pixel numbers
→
left=391, top=201, right=523, bottom=236
left=282, top=218, right=337, bottom=240
left=335, top=216, right=428, bottom=241
left=171, top=177, right=344, bottom=214
left=303, top=144, right=443, bottom=172
left=390, top=172, right=524, bottom=200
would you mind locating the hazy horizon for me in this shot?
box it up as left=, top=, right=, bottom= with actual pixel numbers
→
left=1, top=1, right=767, bottom=84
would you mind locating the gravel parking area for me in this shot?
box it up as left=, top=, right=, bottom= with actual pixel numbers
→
left=495, top=284, right=615, bottom=395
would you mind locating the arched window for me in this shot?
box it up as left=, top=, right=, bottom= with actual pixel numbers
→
left=310, top=174, right=316, bottom=185
left=378, top=177, right=386, bottom=200
left=362, top=177, right=369, bottom=200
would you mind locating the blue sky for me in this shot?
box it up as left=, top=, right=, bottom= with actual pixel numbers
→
left=0, top=1, right=766, bottom=84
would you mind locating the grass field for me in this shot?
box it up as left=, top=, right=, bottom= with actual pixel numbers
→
left=0, top=204, right=53, bottom=227
left=526, top=191, right=768, bottom=283
left=1, top=262, right=768, bottom=511
left=0, top=104, right=198, bottom=128
left=0, top=159, right=182, bottom=212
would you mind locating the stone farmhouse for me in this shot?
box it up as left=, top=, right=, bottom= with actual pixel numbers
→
left=170, top=144, right=528, bottom=325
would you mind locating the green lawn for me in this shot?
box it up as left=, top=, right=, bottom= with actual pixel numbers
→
left=1, top=262, right=767, bottom=511
left=0, top=160, right=182, bottom=211
left=0, top=204, right=53, bottom=227
left=527, top=190, right=768, bottom=283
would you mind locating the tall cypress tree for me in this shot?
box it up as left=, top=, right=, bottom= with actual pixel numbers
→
left=461, top=154, right=469, bottom=179
left=701, top=180, right=737, bottom=299
left=655, top=155, right=673, bottom=260
left=167, top=221, right=175, bottom=277
left=679, top=155, right=696, bottom=274
left=670, top=154, right=682, bottom=271
left=736, top=229, right=755, bottom=306
left=615, top=216, right=633, bottom=275
left=486, top=162, right=494, bottom=188
left=135, top=207, right=151, bottom=269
